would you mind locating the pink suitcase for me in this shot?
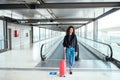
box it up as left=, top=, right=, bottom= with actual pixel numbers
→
left=59, top=60, right=66, bottom=77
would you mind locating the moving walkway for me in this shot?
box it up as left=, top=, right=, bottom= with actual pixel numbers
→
left=37, top=37, right=119, bottom=70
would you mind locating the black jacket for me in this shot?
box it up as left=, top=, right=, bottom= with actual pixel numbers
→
left=63, top=34, right=78, bottom=52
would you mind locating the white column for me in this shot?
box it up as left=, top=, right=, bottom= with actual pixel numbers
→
left=84, top=25, right=87, bottom=38
left=93, top=20, right=98, bottom=41
left=80, top=28, right=82, bottom=37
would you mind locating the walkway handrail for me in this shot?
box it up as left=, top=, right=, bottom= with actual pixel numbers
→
left=40, top=44, right=46, bottom=61
left=40, top=36, right=63, bottom=61
left=79, top=37, right=113, bottom=61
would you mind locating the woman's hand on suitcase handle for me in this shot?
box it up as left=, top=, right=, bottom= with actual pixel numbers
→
left=64, top=47, right=66, bottom=53
left=75, top=52, right=78, bottom=56
left=63, top=47, right=66, bottom=60
left=64, top=47, right=66, bottom=51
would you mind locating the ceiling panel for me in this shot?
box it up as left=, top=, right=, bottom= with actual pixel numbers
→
left=57, top=21, right=88, bottom=24
left=10, top=9, right=52, bottom=19
left=0, top=0, right=38, bottom=4
left=4, top=8, right=106, bottom=20
left=52, top=8, right=106, bottom=18
left=35, top=9, right=52, bottom=19
left=0, top=0, right=119, bottom=4
left=45, top=0, right=120, bottom=3
left=13, top=9, right=38, bottom=18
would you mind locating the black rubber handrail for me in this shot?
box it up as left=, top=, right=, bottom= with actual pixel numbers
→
left=40, top=37, right=62, bottom=61
left=79, top=37, right=113, bottom=61
left=40, top=41, right=53, bottom=61
left=40, top=44, right=46, bottom=61
left=40, top=41, right=60, bottom=61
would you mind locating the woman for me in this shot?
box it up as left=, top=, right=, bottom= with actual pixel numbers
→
left=63, top=26, right=78, bottom=74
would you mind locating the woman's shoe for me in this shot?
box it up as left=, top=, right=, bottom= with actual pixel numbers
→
left=69, top=71, right=72, bottom=75
left=69, top=69, right=72, bottom=75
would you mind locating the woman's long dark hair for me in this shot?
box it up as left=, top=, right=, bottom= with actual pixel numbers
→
left=66, top=26, right=75, bottom=35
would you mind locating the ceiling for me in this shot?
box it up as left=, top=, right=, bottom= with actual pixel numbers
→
left=0, top=0, right=120, bottom=31
left=45, top=0, right=120, bottom=3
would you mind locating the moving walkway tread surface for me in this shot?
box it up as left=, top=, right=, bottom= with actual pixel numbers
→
left=48, top=42, right=64, bottom=59
left=48, top=42, right=98, bottom=60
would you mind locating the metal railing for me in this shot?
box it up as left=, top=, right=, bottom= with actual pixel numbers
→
left=78, top=37, right=113, bottom=61
left=40, top=36, right=63, bottom=61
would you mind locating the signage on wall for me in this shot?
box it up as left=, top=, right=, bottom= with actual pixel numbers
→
left=18, top=20, right=28, bottom=24
left=26, top=33, right=28, bottom=37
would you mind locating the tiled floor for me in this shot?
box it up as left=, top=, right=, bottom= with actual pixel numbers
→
left=0, top=42, right=120, bottom=80
left=0, top=70, right=120, bottom=80
left=0, top=42, right=44, bottom=68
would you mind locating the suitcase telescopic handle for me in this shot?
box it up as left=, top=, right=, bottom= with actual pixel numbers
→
left=63, top=47, right=66, bottom=61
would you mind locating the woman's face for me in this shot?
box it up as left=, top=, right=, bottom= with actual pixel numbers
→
left=69, top=28, right=74, bottom=34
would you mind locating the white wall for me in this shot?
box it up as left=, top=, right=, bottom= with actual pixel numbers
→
left=8, top=23, right=31, bottom=49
